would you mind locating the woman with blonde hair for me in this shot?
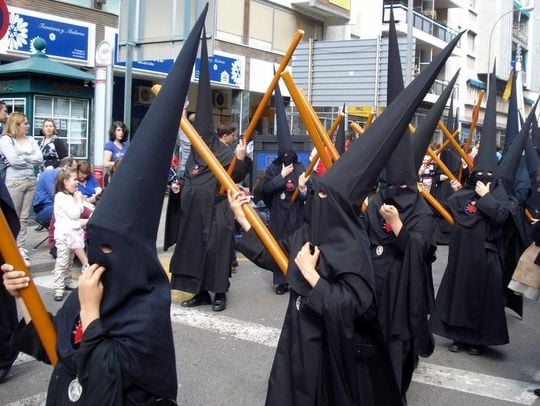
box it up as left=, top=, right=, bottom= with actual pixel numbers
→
left=0, top=112, right=43, bottom=260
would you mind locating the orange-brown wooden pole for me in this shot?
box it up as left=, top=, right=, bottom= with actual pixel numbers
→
left=409, top=125, right=460, bottom=187
left=327, top=111, right=345, bottom=139
left=433, top=129, right=460, bottom=157
left=297, top=91, right=340, bottom=162
left=0, top=209, right=58, bottom=365
left=426, top=148, right=461, bottom=187
left=281, top=71, right=333, bottom=170
left=350, top=122, right=364, bottom=135
left=464, top=90, right=484, bottom=155
left=219, top=30, right=304, bottom=194
left=180, top=118, right=289, bottom=274
left=417, top=182, right=454, bottom=225
left=365, top=113, right=375, bottom=129
left=290, top=113, right=343, bottom=203
left=439, top=121, right=474, bottom=169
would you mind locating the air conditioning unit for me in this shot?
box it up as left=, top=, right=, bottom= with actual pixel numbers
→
left=135, top=86, right=155, bottom=105
left=212, top=90, right=229, bottom=109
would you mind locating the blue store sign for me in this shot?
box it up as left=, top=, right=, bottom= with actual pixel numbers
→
left=1, top=7, right=93, bottom=64
left=194, top=54, right=243, bottom=87
left=111, top=32, right=244, bottom=87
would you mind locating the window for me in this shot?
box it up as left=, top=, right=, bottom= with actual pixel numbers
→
left=249, top=1, right=324, bottom=53
left=33, top=96, right=90, bottom=159
left=1, top=98, right=26, bottom=115
left=216, top=0, right=244, bottom=43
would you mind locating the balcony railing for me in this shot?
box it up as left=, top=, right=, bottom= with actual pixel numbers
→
left=512, top=23, right=528, bottom=44
left=414, top=72, right=460, bottom=99
left=383, top=3, right=459, bottom=44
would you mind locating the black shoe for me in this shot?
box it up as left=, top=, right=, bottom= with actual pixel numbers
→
left=212, top=293, right=227, bottom=312
left=275, top=284, right=289, bottom=295
left=0, top=366, right=11, bottom=383
left=468, top=345, right=485, bottom=356
left=181, top=292, right=211, bottom=308
left=448, top=342, right=463, bottom=353
left=533, top=389, right=540, bottom=397
left=50, top=246, right=57, bottom=259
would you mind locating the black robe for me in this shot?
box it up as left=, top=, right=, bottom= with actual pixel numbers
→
left=430, top=148, right=461, bottom=245
left=262, top=159, right=306, bottom=285
left=0, top=179, right=20, bottom=371
left=237, top=184, right=400, bottom=405
left=363, top=192, right=435, bottom=397
left=431, top=182, right=510, bottom=346
left=169, top=137, right=250, bottom=294
left=11, top=295, right=174, bottom=405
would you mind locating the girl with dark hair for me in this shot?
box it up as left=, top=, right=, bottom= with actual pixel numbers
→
left=103, top=121, right=129, bottom=180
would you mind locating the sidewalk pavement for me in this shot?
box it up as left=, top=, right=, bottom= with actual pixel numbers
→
left=22, top=197, right=194, bottom=304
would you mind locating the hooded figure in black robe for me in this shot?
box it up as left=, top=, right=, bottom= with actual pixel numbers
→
left=232, top=30, right=462, bottom=406
left=496, top=100, right=539, bottom=318
left=168, top=28, right=251, bottom=310
left=429, top=95, right=462, bottom=244
left=262, top=80, right=306, bottom=293
left=431, top=66, right=511, bottom=354
left=6, top=6, right=207, bottom=404
left=360, top=11, right=439, bottom=400
left=0, top=178, right=20, bottom=382
left=525, top=115, right=540, bottom=216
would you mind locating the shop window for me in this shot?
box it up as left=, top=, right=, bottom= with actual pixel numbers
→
left=33, top=96, right=89, bottom=160
left=1, top=98, right=26, bottom=115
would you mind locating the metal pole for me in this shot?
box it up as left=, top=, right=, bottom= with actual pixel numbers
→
left=486, top=7, right=534, bottom=98
left=123, top=0, right=137, bottom=136
left=406, top=0, right=414, bottom=85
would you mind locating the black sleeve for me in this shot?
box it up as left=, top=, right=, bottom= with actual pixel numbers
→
left=54, top=138, right=69, bottom=160
left=10, top=317, right=52, bottom=364
left=236, top=227, right=290, bottom=272
left=73, top=319, right=124, bottom=405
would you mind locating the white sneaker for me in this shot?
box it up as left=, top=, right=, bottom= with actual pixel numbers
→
left=65, top=280, right=78, bottom=290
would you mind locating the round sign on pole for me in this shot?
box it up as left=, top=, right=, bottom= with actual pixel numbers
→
left=0, top=0, right=9, bottom=40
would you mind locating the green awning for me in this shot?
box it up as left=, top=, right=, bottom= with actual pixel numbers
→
left=0, top=47, right=94, bottom=81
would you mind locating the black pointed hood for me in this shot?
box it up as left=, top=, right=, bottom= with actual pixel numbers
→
left=386, top=5, right=404, bottom=105
left=524, top=132, right=539, bottom=181
left=194, top=26, right=215, bottom=143
left=383, top=3, right=416, bottom=186
left=498, top=98, right=539, bottom=188
left=320, top=31, right=464, bottom=207
left=412, top=70, right=460, bottom=170
left=531, top=114, right=540, bottom=148
left=335, top=103, right=346, bottom=155
left=84, top=5, right=207, bottom=400
left=503, top=71, right=519, bottom=155
left=446, top=91, right=455, bottom=132
left=474, top=64, right=499, bottom=173
left=275, top=77, right=294, bottom=155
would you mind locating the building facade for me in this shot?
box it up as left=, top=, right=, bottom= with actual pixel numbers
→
left=0, top=0, right=537, bottom=163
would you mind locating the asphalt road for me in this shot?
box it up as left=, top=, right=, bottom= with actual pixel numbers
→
left=1, top=200, right=539, bottom=405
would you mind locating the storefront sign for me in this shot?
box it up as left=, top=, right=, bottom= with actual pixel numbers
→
left=193, top=53, right=244, bottom=88
left=0, top=7, right=94, bottom=65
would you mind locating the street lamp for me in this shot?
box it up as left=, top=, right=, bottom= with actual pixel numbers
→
left=486, top=6, right=534, bottom=96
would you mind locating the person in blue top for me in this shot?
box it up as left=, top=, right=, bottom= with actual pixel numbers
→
left=33, top=157, right=77, bottom=224
left=103, top=121, right=128, bottom=185
left=76, top=161, right=102, bottom=205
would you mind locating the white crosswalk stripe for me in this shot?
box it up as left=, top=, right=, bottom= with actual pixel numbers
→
left=13, top=275, right=537, bottom=406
